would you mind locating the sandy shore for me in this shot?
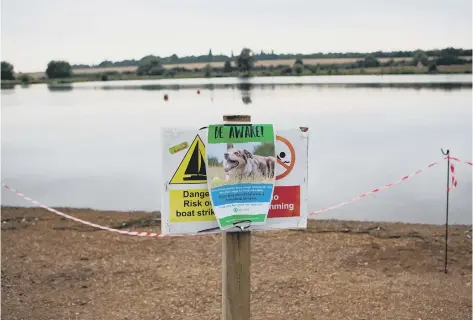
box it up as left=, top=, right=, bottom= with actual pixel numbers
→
left=2, top=207, right=471, bottom=320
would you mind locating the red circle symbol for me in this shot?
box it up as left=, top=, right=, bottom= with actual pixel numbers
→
left=275, top=135, right=295, bottom=180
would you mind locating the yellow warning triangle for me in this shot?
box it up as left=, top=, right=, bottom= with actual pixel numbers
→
left=169, top=135, right=207, bottom=184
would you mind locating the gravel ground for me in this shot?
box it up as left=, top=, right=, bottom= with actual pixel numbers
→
left=1, top=207, right=471, bottom=320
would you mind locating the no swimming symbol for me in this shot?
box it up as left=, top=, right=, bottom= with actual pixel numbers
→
left=275, top=135, right=295, bottom=180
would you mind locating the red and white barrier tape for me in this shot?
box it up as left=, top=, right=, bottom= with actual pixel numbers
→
left=448, top=163, right=458, bottom=192
left=447, top=155, right=473, bottom=166
left=1, top=156, right=471, bottom=238
left=445, top=155, right=472, bottom=192
left=309, top=160, right=441, bottom=216
left=1, top=184, right=173, bottom=238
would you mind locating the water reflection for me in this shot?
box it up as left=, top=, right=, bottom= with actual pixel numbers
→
left=237, top=82, right=253, bottom=104
left=44, top=82, right=472, bottom=92
left=1, top=83, right=15, bottom=90
left=47, top=84, right=73, bottom=92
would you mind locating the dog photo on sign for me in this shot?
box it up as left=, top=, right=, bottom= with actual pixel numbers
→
left=206, top=141, right=276, bottom=187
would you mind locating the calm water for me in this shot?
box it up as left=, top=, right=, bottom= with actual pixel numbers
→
left=2, top=75, right=472, bottom=224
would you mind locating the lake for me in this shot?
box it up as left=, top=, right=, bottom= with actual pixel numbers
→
left=2, top=75, right=472, bottom=225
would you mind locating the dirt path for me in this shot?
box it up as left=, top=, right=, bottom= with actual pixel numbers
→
left=2, top=207, right=471, bottom=320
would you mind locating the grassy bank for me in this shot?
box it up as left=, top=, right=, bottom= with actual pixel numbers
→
left=1, top=206, right=471, bottom=319
left=2, top=64, right=471, bottom=87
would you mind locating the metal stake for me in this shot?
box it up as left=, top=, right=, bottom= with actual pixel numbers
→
left=441, top=148, right=450, bottom=274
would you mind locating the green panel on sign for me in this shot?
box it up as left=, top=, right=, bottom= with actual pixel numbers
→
left=208, top=124, right=274, bottom=143
left=219, top=214, right=267, bottom=227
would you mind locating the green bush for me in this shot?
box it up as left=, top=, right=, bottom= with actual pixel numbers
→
left=294, top=63, right=304, bottom=75
left=166, top=69, right=176, bottom=77
left=280, top=66, right=292, bottom=75
left=204, top=64, right=212, bottom=77
left=428, top=63, right=438, bottom=73
left=19, top=74, right=31, bottom=84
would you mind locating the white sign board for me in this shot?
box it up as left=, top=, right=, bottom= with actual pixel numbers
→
left=161, top=126, right=309, bottom=235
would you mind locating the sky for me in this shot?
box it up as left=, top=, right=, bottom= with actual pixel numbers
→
left=1, top=0, right=472, bottom=72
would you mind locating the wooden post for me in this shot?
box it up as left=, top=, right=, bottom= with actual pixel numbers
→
left=222, top=114, right=251, bottom=320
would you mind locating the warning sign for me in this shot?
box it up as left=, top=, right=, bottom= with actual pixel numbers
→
left=169, top=189, right=215, bottom=222
left=169, top=135, right=207, bottom=184
left=161, top=127, right=309, bottom=235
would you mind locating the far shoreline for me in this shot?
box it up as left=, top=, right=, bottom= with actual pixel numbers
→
left=2, top=64, right=471, bottom=87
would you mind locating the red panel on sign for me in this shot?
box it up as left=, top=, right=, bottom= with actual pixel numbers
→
left=268, top=186, right=300, bottom=218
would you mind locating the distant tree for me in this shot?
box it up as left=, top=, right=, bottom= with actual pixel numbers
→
left=46, top=60, right=72, bottom=78
left=439, top=47, right=460, bottom=57
left=413, top=50, right=429, bottom=66
left=138, top=55, right=162, bottom=66
left=236, top=48, right=255, bottom=75
left=280, top=66, right=293, bottom=75
left=1, top=61, right=15, bottom=80
left=294, top=59, right=304, bottom=75
left=435, top=54, right=468, bottom=66
left=18, top=73, right=31, bottom=84
left=428, top=62, right=438, bottom=73
left=208, top=49, right=213, bottom=62
left=204, top=64, right=212, bottom=77
left=362, top=56, right=380, bottom=68
left=98, top=60, right=113, bottom=67
left=136, top=57, right=164, bottom=76
left=223, top=60, right=233, bottom=72
left=170, top=54, right=179, bottom=63
left=294, top=65, right=303, bottom=75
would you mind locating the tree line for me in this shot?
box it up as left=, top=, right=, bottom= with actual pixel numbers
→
left=71, top=47, right=472, bottom=69
left=2, top=60, right=74, bottom=81
left=1, top=47, right=471, bottom=81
